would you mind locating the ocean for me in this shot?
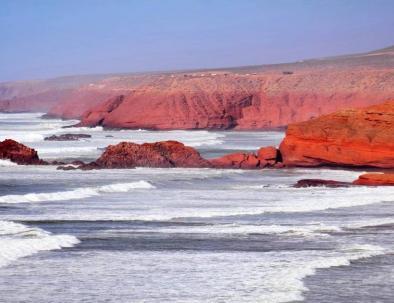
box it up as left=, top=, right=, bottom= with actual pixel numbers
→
left=0, top=112, right=393, bottom=303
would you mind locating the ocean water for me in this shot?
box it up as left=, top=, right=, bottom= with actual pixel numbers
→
left=0, top=112, right=393, bottom=303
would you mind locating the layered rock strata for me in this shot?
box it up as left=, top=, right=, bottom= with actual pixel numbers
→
left=280, top=101, right=394, bottom=168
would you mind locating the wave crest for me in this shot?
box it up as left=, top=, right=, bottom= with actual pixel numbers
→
left=0, top=180, right=155, bottom=204
left=0, top=159, right=18, bottom=167
left=0, top=220, right=79, bottom=268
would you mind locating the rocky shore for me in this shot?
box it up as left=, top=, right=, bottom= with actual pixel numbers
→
left=2, top=100, right=394, bottom=185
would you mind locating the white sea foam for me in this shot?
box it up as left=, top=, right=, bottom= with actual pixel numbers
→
left=14, top=243, right=379, bottom=303
left=0, top=181, right=155, bottom=204
left=65, top=126, right=104, bottom=132
left=0, top=220, right=79, bottom=268
left=345, top=217, right=394, bottom=229
left=0, top=159, right=18, bottom=167
left=233, top=184, right=290, bottom=190
left=2, top=183, right=391, bottom=222
left=0, top=114, right=76, bottom=143
left=0, top=112, right=47, bottom=120
left=36, top=146, right=99, bottom=156
left=98, top=216, right=394, bottom=237
left=99, top=130, right=225, bottom=147
left=124, top=222, right=341, bottom=237
left=263, top=244, right=386, bottom=302
left=0, top=112, right=391, bottom=302
left=98, top=181, right=154, bottom=192
left=0, top=132, right=46, bottom=143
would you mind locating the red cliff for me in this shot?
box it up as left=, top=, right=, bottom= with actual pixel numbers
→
left=279, top=101, right=394, bottom=168
left=2, top=46, right=393, bottom=130
left=76, top=69, right=393, bottom=130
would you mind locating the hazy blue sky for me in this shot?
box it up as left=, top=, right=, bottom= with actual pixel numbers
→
left=1, top=0, right=393, bottom=81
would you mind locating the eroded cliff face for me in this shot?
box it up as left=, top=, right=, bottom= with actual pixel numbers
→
left=279, top=101, right=394, bottom=168
left=75, top=68, right=393, bottom=129
left=78, top=75, right=259, bottom=129
left=1, top=46, right=394, bottom=129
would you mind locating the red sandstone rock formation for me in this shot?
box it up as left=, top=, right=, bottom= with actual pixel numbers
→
left=76, top=69, right=393, bottom=130
left=353, top=173, right=394, bottom=186
left=209, top=146, right=280, bottom=169
left=0, top=139, right=44, bottom=165
left=64, top=141, right=281, bottom=170
left=2, top=46, right=393, bottom=129
left=77, top=75, right=259, bottom=129
left=92, top=140, right=212, bottom=169
left=210, top=152, right=261, bottom=169
left=279, top=101, right=394, bottom=168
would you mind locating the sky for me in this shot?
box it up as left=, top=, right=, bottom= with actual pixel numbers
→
left=1, top=0, right=393, bottom=82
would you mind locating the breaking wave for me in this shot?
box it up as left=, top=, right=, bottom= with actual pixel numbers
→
left=268, top=244, right=386, bottom=302
left=0, top=181, right=155, bottom=204
left=0, top=220, right=79, bottom=268
left=0, top=159, right=18, bottom=167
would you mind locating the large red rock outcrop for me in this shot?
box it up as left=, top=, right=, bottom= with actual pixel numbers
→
left=353, top=173, right=394, bottom=186
left=209, top=146, right=280, bottom=169
left=0, top=139, right=44, bottom=165
left=93, top=140, right=212, bottom=168
left=279, top=101, right=394, bottom=168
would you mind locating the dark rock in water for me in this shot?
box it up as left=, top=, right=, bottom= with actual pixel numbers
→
left=57, top=165, right=77, bottom=171
left=294, top=179, right=351, bottom=188
left=79, top=161, right=101, bottom=170
left=44, top=133, right=92, bottom=141
left=0, top=139, right=46, bottom=165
